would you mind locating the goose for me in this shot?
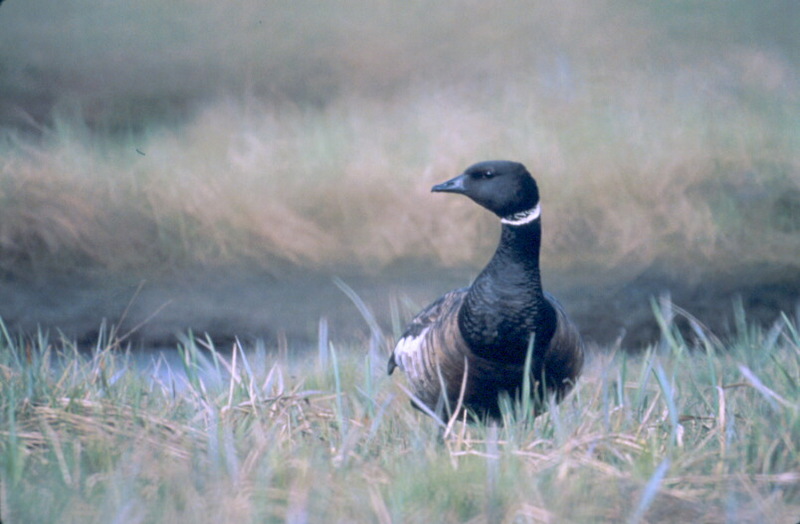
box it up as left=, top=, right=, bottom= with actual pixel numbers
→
left=387, top=160, right=584, bottom=421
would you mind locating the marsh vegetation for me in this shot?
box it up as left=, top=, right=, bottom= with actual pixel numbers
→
left=1, top=303, right=799, bottom=522
left=0, top=2, right=799, bottom=521
left=1, top=2, right=798, bottom=276
left=1, top=1, right=798, bottom=347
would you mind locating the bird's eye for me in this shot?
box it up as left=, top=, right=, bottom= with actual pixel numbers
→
left=482, top=170, right=495, bottom=179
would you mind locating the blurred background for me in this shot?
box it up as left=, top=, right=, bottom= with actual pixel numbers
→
left=0, top=1, right=798, bottom=350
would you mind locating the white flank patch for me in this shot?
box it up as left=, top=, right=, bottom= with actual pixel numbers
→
left=500, top=202, right=541, bottom=226
left=393, top=327, right=429, bottom=380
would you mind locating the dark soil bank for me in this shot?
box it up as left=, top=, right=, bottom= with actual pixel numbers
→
left=1, top=262, right=799, bottom=351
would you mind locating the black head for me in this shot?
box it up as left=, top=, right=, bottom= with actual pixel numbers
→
left=431, top=160, right=540, bottom=219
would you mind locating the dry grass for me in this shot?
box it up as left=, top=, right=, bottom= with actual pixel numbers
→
left=0, top=2, right=798, bottom=279
left=1, top=302, right=799, bottom=523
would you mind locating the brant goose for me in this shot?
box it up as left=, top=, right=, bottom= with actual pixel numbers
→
left=388, top=160, right=584, bottom=421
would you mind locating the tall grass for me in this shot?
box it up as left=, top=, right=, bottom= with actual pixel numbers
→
left=1, top=302, right=799, bottom=523
left=0, top=2, right=798, bottom=278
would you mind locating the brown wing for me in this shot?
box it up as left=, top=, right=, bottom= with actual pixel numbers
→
left=541, top=292, right=585, bottom=400
left=387, top=288, right=469, bottom=408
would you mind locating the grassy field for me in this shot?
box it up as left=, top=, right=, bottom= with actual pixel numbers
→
left=1, top=301, right=799, bottom=523
left=0, top=2, right=798, bottom=280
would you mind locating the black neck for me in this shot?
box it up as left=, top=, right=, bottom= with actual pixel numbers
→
left=494, top=220, right=543, bottom=269
left=458, top=220, right=554, bottom=363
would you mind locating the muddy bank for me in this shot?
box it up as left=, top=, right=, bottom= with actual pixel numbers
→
left=1, top=262, right=798, bottom=351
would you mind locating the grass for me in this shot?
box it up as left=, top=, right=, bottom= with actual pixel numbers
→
left=0, top=2, right=799, bottom=280
left=1, top=301, right=799, bottom=523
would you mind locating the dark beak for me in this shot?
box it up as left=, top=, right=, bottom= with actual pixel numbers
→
left=431, top=173, right=468, bottom=193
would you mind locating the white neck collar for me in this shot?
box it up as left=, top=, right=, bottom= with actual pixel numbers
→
left=500, top=203, right=541, bottom=226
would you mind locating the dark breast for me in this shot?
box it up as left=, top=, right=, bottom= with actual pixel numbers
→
left=459, top=270, right=557, bottom=365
